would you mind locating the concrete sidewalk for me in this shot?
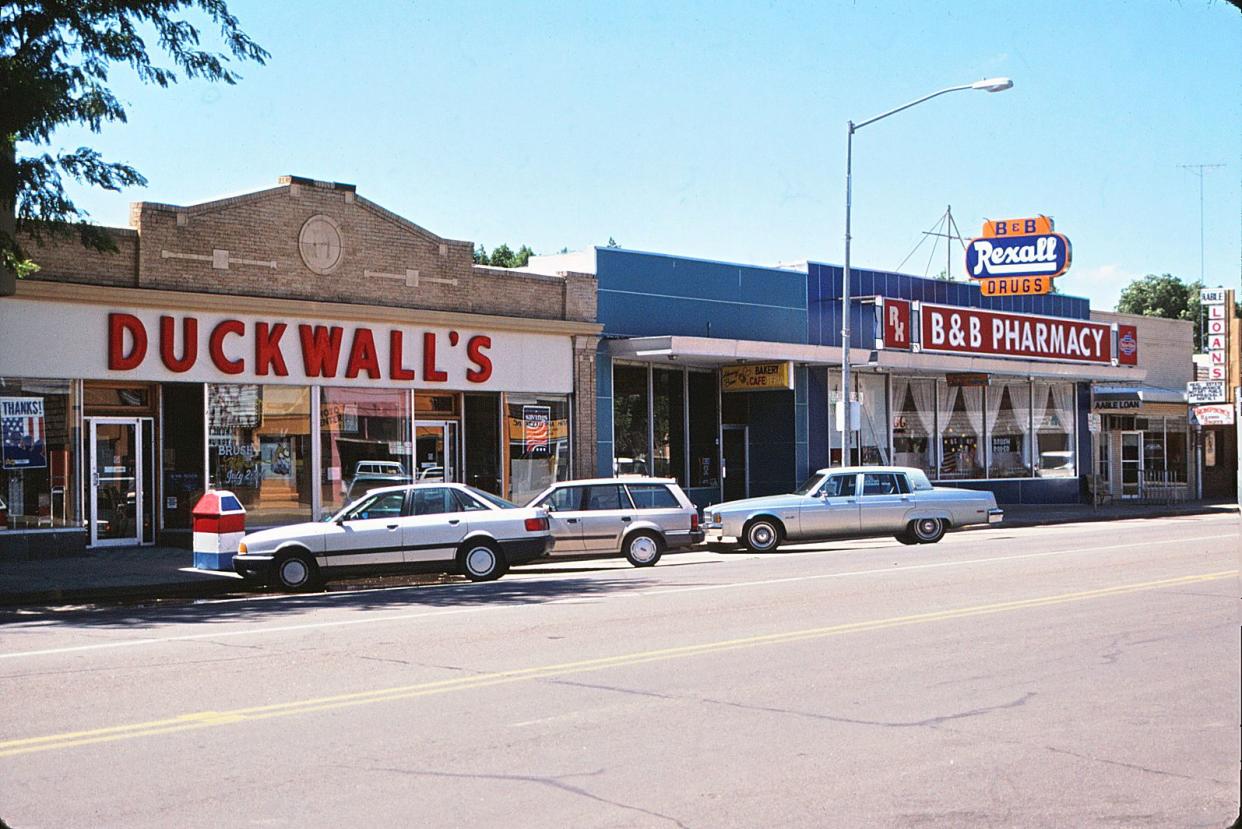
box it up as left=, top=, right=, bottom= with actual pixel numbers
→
left=0, top=500, right=1236, bottom=607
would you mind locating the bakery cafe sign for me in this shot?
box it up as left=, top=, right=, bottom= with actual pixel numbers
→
left=965, top=215, right=1072, bottom=297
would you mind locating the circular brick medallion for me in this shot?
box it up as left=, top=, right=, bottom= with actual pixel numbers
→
left=298, top=215, right=343, bottom=274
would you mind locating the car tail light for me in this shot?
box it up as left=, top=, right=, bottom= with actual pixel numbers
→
left=690, top=512, right=699, bottom=531
left=525, top=517, right=549, bottom=532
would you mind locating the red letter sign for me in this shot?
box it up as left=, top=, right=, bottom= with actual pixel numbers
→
left=389, top=330, right=416, bottom=381
left=345, top=328, right=381, bottom=379
left=298, top=325, right=344, bottom=378
left=255, top=322, right=289, bottom=376
left=159, top=315, right=198, bottom=372
left=108, top=313, right=148, bottom=371
left=422, top=332, right=448, bottom=382
left=466, top=335, right=493, bottom=382
left=208, top=320, right=246, bottom=375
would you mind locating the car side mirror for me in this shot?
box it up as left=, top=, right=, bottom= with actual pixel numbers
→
left=543, top=502, right=556, bottom=513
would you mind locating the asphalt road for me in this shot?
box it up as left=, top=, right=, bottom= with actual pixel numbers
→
left=0, top=514, right=1238, bottom=828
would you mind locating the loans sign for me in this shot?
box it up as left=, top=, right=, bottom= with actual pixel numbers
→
left=919, top=304, right=1113, bottom=364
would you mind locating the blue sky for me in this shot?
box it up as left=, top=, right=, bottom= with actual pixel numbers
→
left=41, top=0, right=1241, bottom=309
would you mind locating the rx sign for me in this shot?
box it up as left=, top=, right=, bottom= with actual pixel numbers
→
left=880, top=298, right=911, bottom=350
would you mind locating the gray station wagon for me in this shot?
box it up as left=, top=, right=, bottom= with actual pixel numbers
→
left=527, top=477, right=705, bottom=567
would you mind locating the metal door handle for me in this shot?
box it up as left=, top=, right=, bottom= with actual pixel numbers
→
left=567, top=518, right=579, bottom=524
left=448, top=519, right=460, bottom=525
left=387, top=524, right=399, bottom=530
left=622, top=516, right=632, bottom=522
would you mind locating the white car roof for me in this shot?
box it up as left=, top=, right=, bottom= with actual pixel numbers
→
left=811, top=466, right=928, bottom=477
left=548, top=477, right=679, bottom=487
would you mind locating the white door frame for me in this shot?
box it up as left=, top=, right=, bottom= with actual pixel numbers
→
left=1119, top=430, right=1143, bottom=500
left=414, top=419, right=460, bottom=482
left=88, top=416, right=151, bottom=547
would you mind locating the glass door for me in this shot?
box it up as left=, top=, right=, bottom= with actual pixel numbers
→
left=1120, top=431, right=1142, bottom=499
left=90, top=418, right=143, bottom=546
left=414, top=421, right=459, bottom=483
left=721, top=426, right=749, bottom=502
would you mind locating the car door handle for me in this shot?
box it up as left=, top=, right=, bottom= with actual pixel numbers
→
left=386, top=523, right=399, bottom=530
left=566, top=518, right=579, bottom=524
left=621, top=516, right=632, bottom=522
left=448, top=519, right=461, bottom=525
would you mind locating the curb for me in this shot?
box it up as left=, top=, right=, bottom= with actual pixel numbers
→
left=0, top=577, right=244, bottom=608
left=986, top=504, right=1237, bottom=530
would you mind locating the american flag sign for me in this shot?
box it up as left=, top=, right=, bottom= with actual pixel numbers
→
left=523, top=405, right=550, bottom=455
left=1, top=397, right=47, bottom=470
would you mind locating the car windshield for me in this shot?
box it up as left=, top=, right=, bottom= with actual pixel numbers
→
left=793, top=474, right=827, bottom=496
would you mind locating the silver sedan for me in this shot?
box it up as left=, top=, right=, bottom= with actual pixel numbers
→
left=703, top=466, right=1002, bottom=552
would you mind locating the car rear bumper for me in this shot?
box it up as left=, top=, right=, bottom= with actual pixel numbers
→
left=233, top=554, right=275, bottom=582
left=665, top=529, right=706, bottom=549
left=987, top=508, right=1004, bottom=524
left=499, top=535, right=553, bottom=564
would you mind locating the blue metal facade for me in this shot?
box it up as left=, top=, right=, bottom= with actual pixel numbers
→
left=806, top=263, right=1090, bottom=349
left=594, top=248, right=810, bottom=503
left=597, top=247, right=808, bottom=341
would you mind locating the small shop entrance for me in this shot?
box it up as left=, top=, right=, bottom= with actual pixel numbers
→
left=88, top=417, right=154, bottom=546
left=721, top=425, right=749, bottom=501
left=415, top=421, right=459, bottom=483
left=1119, top=431, right=1143, bottom=499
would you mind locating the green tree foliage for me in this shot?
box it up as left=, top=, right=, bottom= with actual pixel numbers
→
left=1116, top=273, right=1204, bottom=350
left=0, top=1, right=269, bottom=291
left=474, top=243, right=533, bottom=268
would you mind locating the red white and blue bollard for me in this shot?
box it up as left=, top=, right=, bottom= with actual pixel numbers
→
left=191, top=490, right=246, bottom=570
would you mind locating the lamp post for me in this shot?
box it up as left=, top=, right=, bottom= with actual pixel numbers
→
left=839, top=77, right=1013, bottom=467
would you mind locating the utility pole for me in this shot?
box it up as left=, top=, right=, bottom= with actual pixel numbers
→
left=1178, top=163, right=1224, bottom=284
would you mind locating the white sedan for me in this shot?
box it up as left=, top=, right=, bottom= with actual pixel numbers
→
left=233, top=483, right=552, bottom=590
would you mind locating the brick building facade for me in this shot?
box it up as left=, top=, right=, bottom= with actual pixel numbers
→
left=0, top=176, right=600, bottom=555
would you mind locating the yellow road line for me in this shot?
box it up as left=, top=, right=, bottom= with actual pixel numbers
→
left=2, top=569, right=1234, bottom=759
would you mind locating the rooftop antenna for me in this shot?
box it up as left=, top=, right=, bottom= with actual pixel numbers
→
left=1178, top=163, right=1225, bottom=284
left=895, top=205, right=969, bottom=279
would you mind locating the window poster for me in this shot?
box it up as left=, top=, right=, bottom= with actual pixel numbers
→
left=523, top=406, right=550, bottom=456
left=1, top=397, right=47, bottom=470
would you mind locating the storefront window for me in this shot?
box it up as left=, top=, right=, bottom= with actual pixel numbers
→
left=858, top=374, right=889, bottom=465
left=1, top=378, right=79, bottom=530
left=939, top=385, right=984, bottom=479
left=208, top=384, right=312, bottom=525
left=652, top=367, right=686, bottom=482
left=613, top=364, right=649, bottom=475
left=988, top=382, right=1032, bottom=478
left=1143, top=429, right=1165, bottom=478
left=1166, top=428, right=1188, bottom=483
left=321, top=387, right=412, bottom=517
left=464, top=393, right=502, bottom=496
left=687, top=370, right=719, bottom=488
left=891, top=378, right=935, bottom=476
left=507, top=394, right=570, bottom=505
left=1034, top=381, right=1076, bottom=478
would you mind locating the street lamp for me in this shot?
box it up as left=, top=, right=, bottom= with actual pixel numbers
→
left=838, top=77, right=1012, bottom=467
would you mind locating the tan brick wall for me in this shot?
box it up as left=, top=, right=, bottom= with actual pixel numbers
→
left=21, top=227, right=138, bottom=288
left=572, top=335, right=600, bottom=477
left=1091, top=310, right=1194, bottom=389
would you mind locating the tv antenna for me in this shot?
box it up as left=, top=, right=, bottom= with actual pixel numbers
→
left=1178, top=163, right=1225, bottom=283
left=894, top=205, right=968, bottom=280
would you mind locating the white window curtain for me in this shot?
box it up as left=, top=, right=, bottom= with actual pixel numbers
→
left=1006, top=381, right=1032, bottom=470
left=1031, top=382, right=1050, bottom=430
left=908, top=379, right=937, bottom=441
left=961, top=386, right=986, bottom=444
left=935, top=384, right=958, bottom=475
left=1051, top=383, right=1076, bottom=436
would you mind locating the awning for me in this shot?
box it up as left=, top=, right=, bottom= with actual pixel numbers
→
left=607, top=336, right=1149, bottom=383
left=1091, top=384, right=1186, bottom=407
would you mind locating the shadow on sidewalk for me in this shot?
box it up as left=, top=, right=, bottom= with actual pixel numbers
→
left=0, top=571, right=670, bottom=630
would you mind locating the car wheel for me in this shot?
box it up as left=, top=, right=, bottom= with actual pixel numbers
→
left=894, top=530, right=919, bottom=546
left=624, top=531, right=663, bottom=567
left=275, top=551, right=320, bottom=592
left=461, top=541, right=507, bottom=582
left=743, top=518, right=783, bottom=553
left=910, top=518, right=946, bottom=544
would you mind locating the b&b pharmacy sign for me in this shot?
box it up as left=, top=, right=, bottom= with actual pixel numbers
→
left=918, top=304, right=1137, bottom=365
